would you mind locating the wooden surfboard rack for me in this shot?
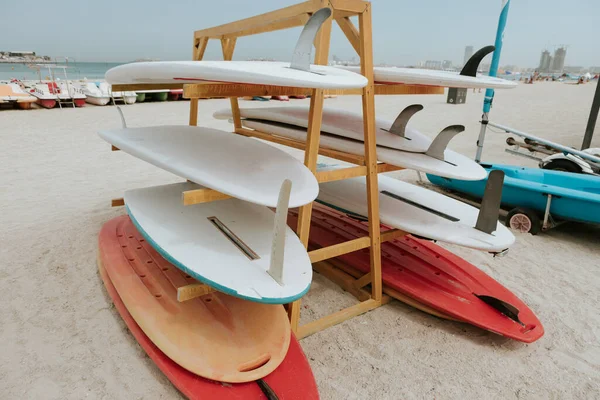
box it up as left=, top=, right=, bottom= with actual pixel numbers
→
left=112, top=0, right=444, bottom=339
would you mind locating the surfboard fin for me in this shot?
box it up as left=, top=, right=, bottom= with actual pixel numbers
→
left=116, top=106, right=127, bottom=128
left=475, top=294, right=524, bottom=326
left=425, top=125, right=465, bottom=161
left=475, top=170, right=504, bottom=234
left=382, top=104, right=424, bottom=138
left=290, top=8, right=332, bottom=72
left=460, top=45, right=495, bottom=77
left=256, top=379, right=279, bottom=400
left=268, top=179, right=292, bottom=285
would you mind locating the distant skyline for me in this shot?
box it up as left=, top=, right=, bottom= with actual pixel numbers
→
left=2, top=0, right=599, bottom=68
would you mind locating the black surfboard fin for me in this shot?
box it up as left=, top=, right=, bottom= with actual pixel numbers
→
left=425, top=125, right=465, bottom=161
left=460, top=45, right=496, bottom=77
left=475, top=170, right=504, bottom=234
left=256, top=379, right=279, bottom=400
left=290, top=8, right=332, bottom=72
left=382, top=104, right=424, bottom=138
left=475, top=294, right=524, bottom=326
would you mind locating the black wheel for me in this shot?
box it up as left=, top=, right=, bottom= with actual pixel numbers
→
left=506, top=208, right=542, bottom=235
left=542, top=159, right=582, bottom=173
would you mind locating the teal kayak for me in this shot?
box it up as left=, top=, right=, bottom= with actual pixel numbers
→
left=427, top=164, right=600, bottom=225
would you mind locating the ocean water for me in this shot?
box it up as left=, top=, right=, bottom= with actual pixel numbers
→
left=0, top=62, right=124, bottom=81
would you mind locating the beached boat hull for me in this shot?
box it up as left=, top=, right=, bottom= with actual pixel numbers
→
left=36, top=98, right=57, bottom=109
left=85, top=96, right=110, bottom=106
left=122, top=94, right=136, bottom=104
left=427, top=164, right=600, bottom=224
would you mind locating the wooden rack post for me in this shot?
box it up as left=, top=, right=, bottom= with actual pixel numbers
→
left=112, top=0, right=443, bottom=339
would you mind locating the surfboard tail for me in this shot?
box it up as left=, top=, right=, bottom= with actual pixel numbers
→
left=290, top=8, right=332, bottom=72
left=475, top=170, right=505, bottom=234
left=268, top=179, right=293, bottom=285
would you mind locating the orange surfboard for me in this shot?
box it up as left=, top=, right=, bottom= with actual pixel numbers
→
left=98, top=215, right=291, bottom=383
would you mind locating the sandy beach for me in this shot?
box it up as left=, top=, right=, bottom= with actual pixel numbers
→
left=1, top=82, right=599, bottom=399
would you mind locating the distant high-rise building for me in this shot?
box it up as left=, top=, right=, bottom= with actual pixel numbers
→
left=442, top=60, right=453, bottom=70
left=551, top=47, right=567, bottom=72
left=464, top=46, right=474, bottom=65
left=424, top=60, right=442, bottom=70
left=538, top=50, right=552, bottom=72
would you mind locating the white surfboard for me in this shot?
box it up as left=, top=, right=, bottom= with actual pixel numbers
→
left=232, top=118, right=486, bottom=181
left=98, top=125, right=319, bottom=207
left=106, top=9, right=367, bottom=90
left=125, top=182, right=312, bottom=304
left=214, top=106, right=432, bottom=152
left=105, top=61, right=367, bottom=89
left=339, top=66, right=516, bottom=89
left=317, top=168, right=515, bottom=252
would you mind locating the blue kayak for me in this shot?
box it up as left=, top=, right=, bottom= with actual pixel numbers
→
left=427, top=164, right=600, bottom=225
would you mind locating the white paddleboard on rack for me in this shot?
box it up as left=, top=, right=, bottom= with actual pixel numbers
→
left=339, top=66, right=516, bottom=89
left=223, top=117, right=486, bottom=181
left=98, top=125, right=319, bottom=207
left=105, top=61, right=368, bottom=89
left=214, top=106, right=432, bottom=152
left=316, top=168, right=515, bottom=252
left=125, top=182, right=313, bottom=304
left=105, top=9, right=367, bottom=90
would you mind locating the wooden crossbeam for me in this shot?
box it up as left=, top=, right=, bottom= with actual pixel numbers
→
left=182, top=188, right=231, bottom=205
left=309, top=236, right=371, bottom=263
left=193, top=1, right=321, bottom=39
left=111, top=198, right=125, bottom=207
left=234, top=126, right=366, bottom=165
left=177, top=283, right=217, bottom=302
left=330, top=0, right=368, bottom=13
left=182, top=83, right=443, bottom=98
left=297, top=297, right=390, bottom=339
left=223, top=14, right=310, bottom=40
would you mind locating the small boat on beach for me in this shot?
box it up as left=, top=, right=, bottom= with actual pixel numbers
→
left=28, top=82, right=58, bottom=109
left=136, top=89, right=169, bottom=102
left=80, top=82, right=110, bottom=106
left=0, top=82, right=37, bottom=109
left=56, top=80, right=86, bottom=107
left=98, top=82, right=136, bottom=104
left=167, top=89, right=183, bottom=101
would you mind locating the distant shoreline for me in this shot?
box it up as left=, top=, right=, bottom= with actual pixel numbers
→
left=0, top=60, right=53, bottom=64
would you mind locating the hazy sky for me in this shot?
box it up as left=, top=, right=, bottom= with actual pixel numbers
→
left=2, top=0, right=598, bottom=67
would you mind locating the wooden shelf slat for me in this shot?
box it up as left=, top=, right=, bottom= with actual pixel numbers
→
left=309, top=236, right=371, bottom=263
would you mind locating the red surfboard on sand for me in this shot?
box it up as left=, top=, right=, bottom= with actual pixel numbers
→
left=98, top=215, right=319, bottom=399
left=288, top=205, right=544, bottom=343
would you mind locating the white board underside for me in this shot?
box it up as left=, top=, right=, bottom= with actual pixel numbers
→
left=105, top=61, right=368, bottom=89
left=241, top=119, right=486, bottom=181
left=340, top=66, right=517, bottom=89
left=124, top=182, right=313, bottom=303
left=213, top=106, right=432, bottom=152
left=98, top=125, right=319, bottom=207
